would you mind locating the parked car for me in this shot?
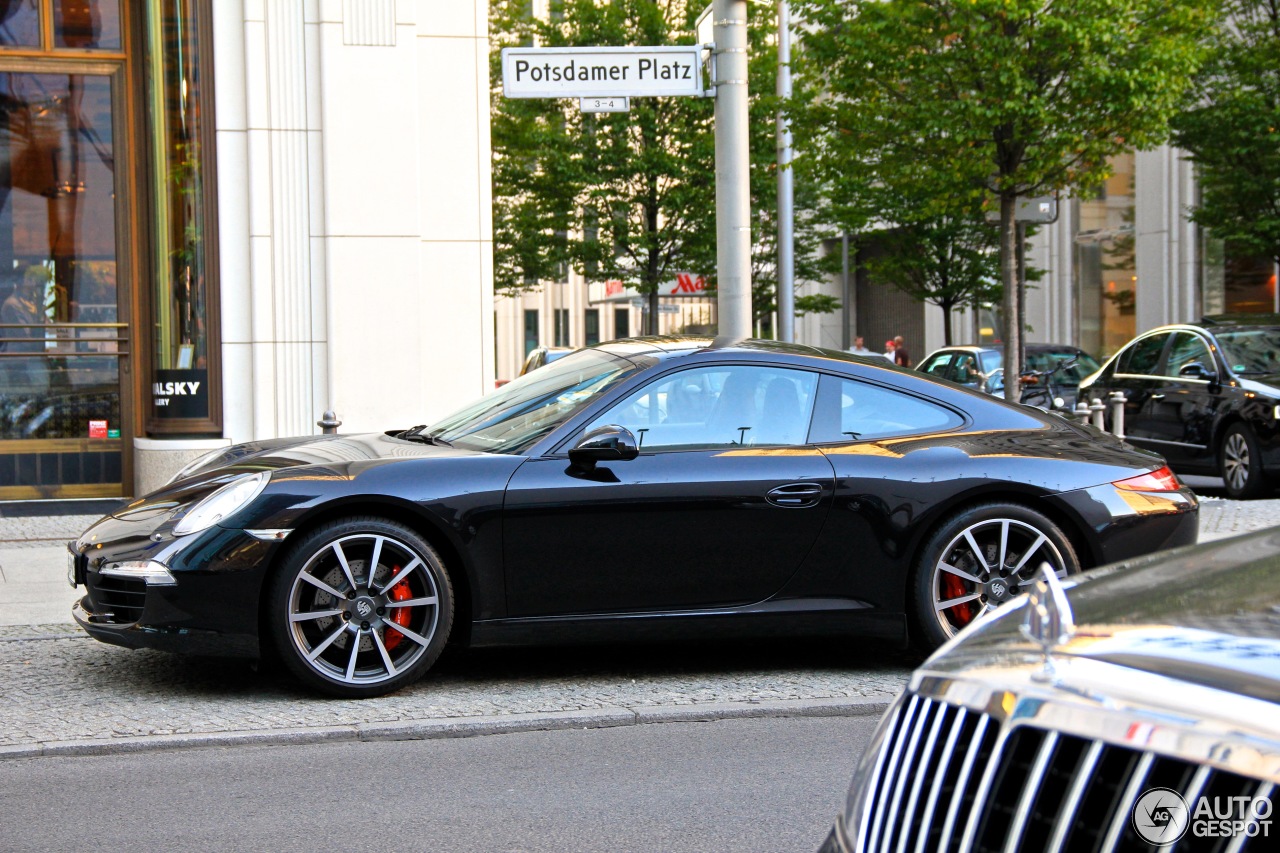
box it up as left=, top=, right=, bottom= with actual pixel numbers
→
left=1079, top=315, right=1280, bottom=499
left=518, top=345, right=575, bottom=376
left=819, top=526, right=1280, bottom=853
left=69, top=337, right=1196, bottom=698
left=917, top=344, right=1101, bottom=409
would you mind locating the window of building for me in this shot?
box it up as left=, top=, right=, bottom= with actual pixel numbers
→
left=524, top=309, right=539, bottom=356
left=554, top=308, right=569, bottom=347
left=1201, top=236, right=1278, bottom=316
left=1074, top=152, right=1137, bottom=359
left=614, top=307, right=629, bottom=340
left=584, top=308, right=599, bottom=346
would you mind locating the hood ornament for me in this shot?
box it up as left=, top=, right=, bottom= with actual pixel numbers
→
left=1020, top=563, right=1076, bottom=682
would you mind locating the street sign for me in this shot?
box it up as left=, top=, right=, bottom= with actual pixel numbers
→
left=502, top=46, right=705, bottom=99
left=581, top=96, right=630, bottom=113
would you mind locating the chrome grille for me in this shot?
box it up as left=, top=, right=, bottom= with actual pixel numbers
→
left=857, top=694, right=1274, bottom=853
left=86, top=573, right=145, bottom=624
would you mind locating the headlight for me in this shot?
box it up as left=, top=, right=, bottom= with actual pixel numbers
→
left=173, top=471, right=270, bottom=536
left=167, top=447, right=229, bottom=486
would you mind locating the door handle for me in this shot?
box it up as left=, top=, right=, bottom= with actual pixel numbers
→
left=1150, top=393, right=1165, bottom=400
left=766, top=483, right=823, bottom=508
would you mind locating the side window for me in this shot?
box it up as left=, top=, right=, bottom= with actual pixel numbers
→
left=1116, top=334, right=1167, bottom=376
left=582, top=365, right=819, bottom=451
left=951, top=353, right=982, bottom=387
left=809, top=376, right=963, bottom=443
left=919, top=353, right=954, bottom=380
left=1164, top=333, right=1212, bottom=378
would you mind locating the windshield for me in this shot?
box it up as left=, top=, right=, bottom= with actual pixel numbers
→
left=1214, top=330, right=1280, bottom=376
left=983, top=349, right=1100, bottom=387
left=424, top=349, right=639, bottom=454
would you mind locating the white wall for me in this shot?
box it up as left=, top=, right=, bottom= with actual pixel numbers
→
left=214, top=0, right=493, bottom=443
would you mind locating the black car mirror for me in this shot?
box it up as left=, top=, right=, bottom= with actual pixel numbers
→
left=568, top=425, right=640, bottom=468
left=1179, top=362, right=1217, bottom=383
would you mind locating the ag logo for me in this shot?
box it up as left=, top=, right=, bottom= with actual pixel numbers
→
left=1132, top=787, right=1190, bottom=844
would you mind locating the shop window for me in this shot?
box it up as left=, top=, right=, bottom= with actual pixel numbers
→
left=144, top=0, right=219, bottom=433
left=0, top=1, right=121, bottom=51
left=584, top=308, right=599, bottom=346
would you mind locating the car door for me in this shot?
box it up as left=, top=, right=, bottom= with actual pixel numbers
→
left=1143, top=331, right=1219, bottom=468
left=501, top=363, right=836, bottom=617
left=1100, top=331, right=1171, bottom=448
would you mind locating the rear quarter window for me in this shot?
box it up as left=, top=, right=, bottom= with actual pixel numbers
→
left=809, top=375, right=964, bottom=443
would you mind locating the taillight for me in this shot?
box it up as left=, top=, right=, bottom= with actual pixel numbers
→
left=1113, top=466, right=1181, bottom=492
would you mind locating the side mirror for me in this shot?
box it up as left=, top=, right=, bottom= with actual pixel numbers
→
left=1179, top=362, right=1217, bottom=383
left=568, top=425, right=640, bottom=468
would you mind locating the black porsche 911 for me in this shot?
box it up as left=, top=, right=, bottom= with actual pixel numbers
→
left=69, top=337, right=1198, bottom=697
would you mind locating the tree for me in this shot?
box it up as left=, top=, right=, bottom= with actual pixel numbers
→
left=1173, top=0, right=1280, bottom=268
left=490, top=0, right=834, bottom=336
left=791, top=0, right=1213, bottom=395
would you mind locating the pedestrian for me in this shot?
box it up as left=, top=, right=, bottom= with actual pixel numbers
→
left=848, top=336, right=874, bottom=356
left=883, top=339, right=896, bottom=362
left=893, top=335, right=912, bottom=368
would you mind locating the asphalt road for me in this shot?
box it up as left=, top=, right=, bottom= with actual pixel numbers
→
left=0, top=714, right=878, bottom=853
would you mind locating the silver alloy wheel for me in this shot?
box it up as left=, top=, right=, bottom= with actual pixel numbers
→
left=1223, top=432, right=1250, bottom=493
left=930, top=518, right=1067, bottom=639
left=286, top=532, right=441, bottom=687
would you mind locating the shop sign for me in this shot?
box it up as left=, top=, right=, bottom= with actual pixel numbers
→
left=153, top=369, right=208, bottom=419
left=589, top=273, right=709, bottom=303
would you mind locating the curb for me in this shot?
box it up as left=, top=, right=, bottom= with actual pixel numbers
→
left=0, top=696, right=892, bottom=761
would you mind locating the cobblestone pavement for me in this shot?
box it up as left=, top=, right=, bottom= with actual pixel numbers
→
left=2, top=493, right=1279, bottom=759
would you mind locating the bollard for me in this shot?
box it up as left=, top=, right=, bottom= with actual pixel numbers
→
left=317, top=410, right=342, bottom=435
left=1088, top=397, right=1105, bottom=431
left=1108, top=392, right=1125, bottom=440
left=1074, top=401, right=1091, bottom=426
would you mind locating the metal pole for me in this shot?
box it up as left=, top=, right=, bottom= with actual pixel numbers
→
left=714, top=0, right=752, bottom=340
left=775, top=0, right=795, bottom=342
left=841, top=232, right=850, bottom=351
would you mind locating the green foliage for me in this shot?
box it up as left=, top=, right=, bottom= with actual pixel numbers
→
left=490, top=0, right=835, bottom=328
left=789, top=0, right=1214, bottom=355
left=1173, top=0, right=1280, bottom=266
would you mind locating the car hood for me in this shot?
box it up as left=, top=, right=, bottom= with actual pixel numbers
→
left=1235, top=374, right=1280, bottom=396
left=928, top=527, right=1280, bottom=708
left=112, top=432, right=485, bottom=520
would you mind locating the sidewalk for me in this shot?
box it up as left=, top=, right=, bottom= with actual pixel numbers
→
left=1, top=492, right=1276, bottom=761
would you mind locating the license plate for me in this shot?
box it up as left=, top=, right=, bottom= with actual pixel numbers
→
left=66, top=545, right=78, bottom=588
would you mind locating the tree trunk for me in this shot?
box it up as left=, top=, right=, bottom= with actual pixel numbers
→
left=1000, top=193, right=1021, bottom=402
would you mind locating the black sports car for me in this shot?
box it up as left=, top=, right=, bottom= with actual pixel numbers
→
left=1079, top=315, right=1280, bottom=499
left=69, top=337, right=1198, bottom=697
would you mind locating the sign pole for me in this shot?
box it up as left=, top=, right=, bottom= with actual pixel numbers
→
left=713, top=0, right=752, bottom=340
left=776, top=0, right=795, bottom=342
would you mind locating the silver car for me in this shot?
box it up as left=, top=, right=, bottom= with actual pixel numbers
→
left=820, top=529, right=1280, bottom=852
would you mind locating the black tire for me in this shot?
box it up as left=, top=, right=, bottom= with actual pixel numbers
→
left=267, top=517, right=454, bottom=698
left=1220, top=422, right=1272, bottom=500
left=910, top=502, right=1079, bottom=650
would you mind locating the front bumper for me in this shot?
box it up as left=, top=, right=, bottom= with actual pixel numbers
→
left=69, top=514, right=285, bottom=659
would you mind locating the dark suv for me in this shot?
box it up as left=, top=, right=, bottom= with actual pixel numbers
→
left=1079, top=315, right=1280, bottom=498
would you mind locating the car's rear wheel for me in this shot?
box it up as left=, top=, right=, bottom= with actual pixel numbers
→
left=1220, top=422, right=1271, bottom=500
left=268, top=518, right=453, bottom=698
left=911, top=503, right=1079, bottom=649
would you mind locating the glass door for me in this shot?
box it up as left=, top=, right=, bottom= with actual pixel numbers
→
left=0, top=65, right=130, bottom=499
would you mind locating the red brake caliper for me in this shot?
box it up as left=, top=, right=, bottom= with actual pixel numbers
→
left=383, top=574, right=412, bottom=651
left=941, top=572, right=977, bottom=628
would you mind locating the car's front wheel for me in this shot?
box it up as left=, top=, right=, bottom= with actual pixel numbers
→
left=911, top=503, right=1079, bottom=648
left=267, top=518, right=454, bottom=698
left=1220, top=422, right=1272, bottom=500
